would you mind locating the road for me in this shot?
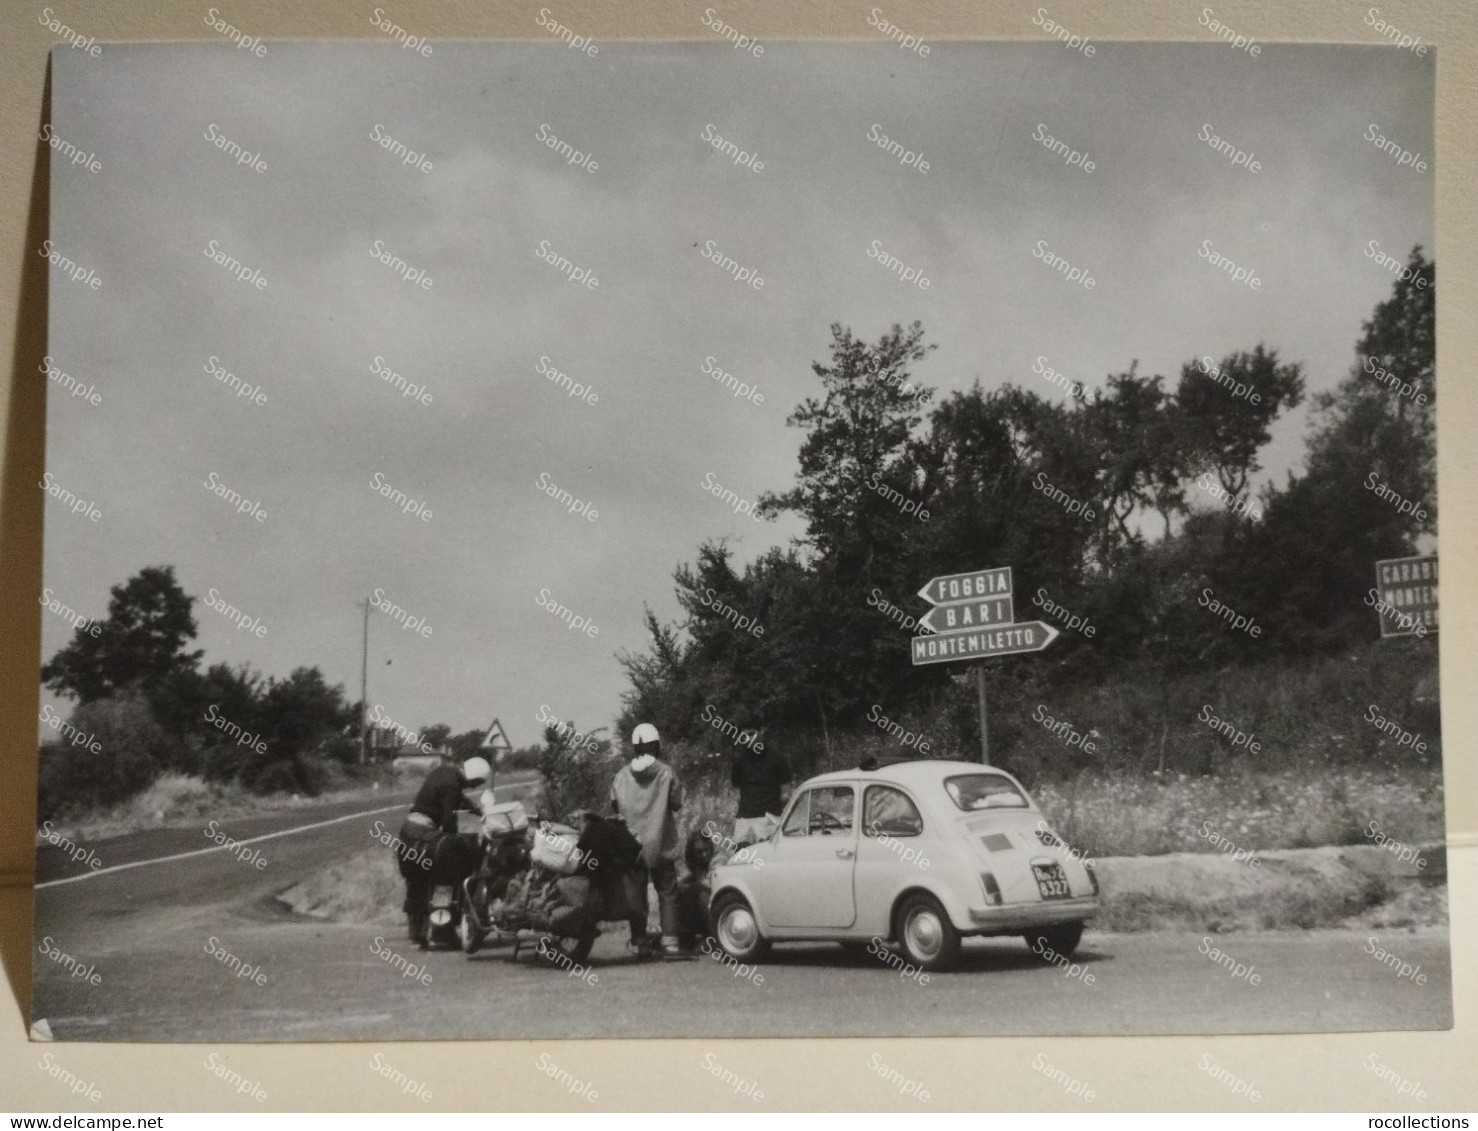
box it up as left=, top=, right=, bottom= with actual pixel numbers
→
left=30, top=788, right=1453, bottom=1041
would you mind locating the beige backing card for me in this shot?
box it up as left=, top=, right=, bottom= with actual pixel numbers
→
left=0, top=0, right=1472, bottom=1111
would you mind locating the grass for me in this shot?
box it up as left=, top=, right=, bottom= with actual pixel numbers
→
left=40, top=766, right=404, bottom=844
left=1030, top=765, right=1444, bottom=860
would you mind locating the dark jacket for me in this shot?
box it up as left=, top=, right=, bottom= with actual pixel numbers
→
left=731, top=748, right=790, bottom=819
left=410, top=763, right=470, bottom=834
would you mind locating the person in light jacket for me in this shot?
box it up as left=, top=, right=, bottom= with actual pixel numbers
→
left=610, top=722, right=685, bottom=957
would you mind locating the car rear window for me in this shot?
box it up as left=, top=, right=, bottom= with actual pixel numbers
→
left=943, top=773, right=1029, bottom=811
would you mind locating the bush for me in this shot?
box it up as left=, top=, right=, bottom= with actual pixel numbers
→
left=37, top=692, right=178, bottom=820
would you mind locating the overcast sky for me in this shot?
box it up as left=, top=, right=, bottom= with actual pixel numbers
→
left=42, top=40, right=1432, bottom=746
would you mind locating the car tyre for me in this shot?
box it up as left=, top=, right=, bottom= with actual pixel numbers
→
left=711, top=892, right=769, bottom=964
left=1025, top=922, right=1084, bottom=960
left=895, top=892, right=962, bottom=972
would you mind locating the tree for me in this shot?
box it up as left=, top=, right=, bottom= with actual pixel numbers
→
left=1176, top=346, right=1305, bottom=502
left=418, top=723, right=453, bottom=751
left=41, top=566, right=203, bottom=709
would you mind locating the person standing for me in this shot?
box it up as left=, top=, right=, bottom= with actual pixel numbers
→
left=397, top=755, right=490, bottom=948
left=610, top=722, right=685, bottom=957
left=730, top=731, right=790, bottom=846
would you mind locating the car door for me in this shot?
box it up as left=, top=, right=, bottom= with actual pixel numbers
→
left=854, top=784, right=928, bottom=932
left=762, top=785, right=858, bottom=929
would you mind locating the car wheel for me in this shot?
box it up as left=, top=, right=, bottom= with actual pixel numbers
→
left=895, top=892, right=961, bottom=972
left=711, top=892, right=769, bottom=963
left=1025, top=922, right=1084, bottom=960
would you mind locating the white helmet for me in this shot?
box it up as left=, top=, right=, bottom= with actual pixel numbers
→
left=461, top=756, right=492, bottom=787
left=631, top=722, right=660, bottom=752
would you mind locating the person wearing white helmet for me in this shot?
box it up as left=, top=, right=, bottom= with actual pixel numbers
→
left=396, top=754, right=492, bottom=948
left=610, top=722, right=686, bottom=957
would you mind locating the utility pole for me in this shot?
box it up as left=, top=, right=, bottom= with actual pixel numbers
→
left=360, top=598, right=370, bottom=765
left=976, top=663, right=989, bottom=766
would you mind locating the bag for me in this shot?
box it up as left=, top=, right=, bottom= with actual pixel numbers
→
left=492, top=866, right=564, bottom=931
left=482, top=800, right=530, bottom=837
left=550, top=875, right=601, bottom=934
left=531, top=822, right=584, bottom=875
left=575, top=814, right=644, bottom=875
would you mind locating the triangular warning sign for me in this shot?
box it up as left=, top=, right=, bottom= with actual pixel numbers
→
left=481, top=717, right=513, bottom=757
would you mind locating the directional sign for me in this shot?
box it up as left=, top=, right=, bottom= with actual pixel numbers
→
left=1374, top=554, right=1438, bottom=637
left=917, top=567, right=1013, bottom=606
left=911, top=620, right=1060, bottom=666
left=919, top=594, right=1015, bottom=634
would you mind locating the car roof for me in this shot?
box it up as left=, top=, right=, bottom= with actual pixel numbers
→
left=799, top=759, right=1027, bottom=792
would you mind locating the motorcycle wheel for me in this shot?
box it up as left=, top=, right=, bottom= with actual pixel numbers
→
left=458, top=910, right=484, bottom=955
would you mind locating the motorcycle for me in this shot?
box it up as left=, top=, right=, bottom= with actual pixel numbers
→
left=422, top=810, right=485, bottom=951
left=459, top=809, right=645, bottom=965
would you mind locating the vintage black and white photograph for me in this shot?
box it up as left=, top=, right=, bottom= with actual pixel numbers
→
left=31, top=27, right=1444, bottom=1051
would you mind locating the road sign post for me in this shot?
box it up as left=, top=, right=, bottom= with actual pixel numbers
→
left=913, top=566, right=1058, bottom=766
left=976, top=665, right=988, bottom=765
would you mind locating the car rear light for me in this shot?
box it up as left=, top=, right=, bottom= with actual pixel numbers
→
left=980, top=872, right=1002, bottom=906
left=1085, top=861, right=1099, bottom=895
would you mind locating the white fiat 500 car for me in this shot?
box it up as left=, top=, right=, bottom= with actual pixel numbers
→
left=708, top=760, right=1099, bottom=972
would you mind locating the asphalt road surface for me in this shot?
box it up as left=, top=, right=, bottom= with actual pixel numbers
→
left=31, top=788, right=1453, bottom=1041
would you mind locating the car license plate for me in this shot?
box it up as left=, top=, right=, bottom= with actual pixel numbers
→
left=1032, top=863, right=1071, bottom=900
